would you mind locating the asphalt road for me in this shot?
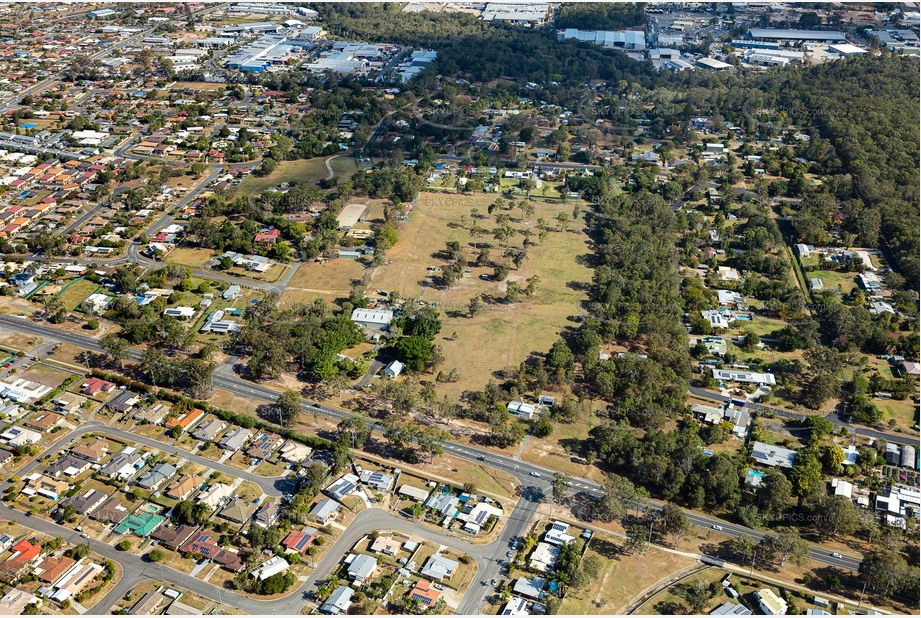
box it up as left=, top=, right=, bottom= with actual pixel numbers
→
left=688, top=386, right=919, bottom=447
left=0, top=317, right=865, bottom=579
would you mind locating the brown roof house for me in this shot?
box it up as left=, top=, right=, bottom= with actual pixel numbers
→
left=165, top=475, right=203, bottom=501
left=70, top=438, right=109, bottom=462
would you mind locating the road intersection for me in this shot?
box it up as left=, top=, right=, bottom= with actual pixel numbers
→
left=0, top=315, right=865, bottom=578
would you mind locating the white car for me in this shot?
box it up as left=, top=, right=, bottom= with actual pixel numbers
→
left=831, top=552, right=843, bottom=559
left=529, top=472, right=541, bottom=478
left=712, top=525, right=723, bottom=531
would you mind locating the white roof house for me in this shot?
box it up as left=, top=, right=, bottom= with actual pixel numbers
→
left=197, top=483, right=234, bottom=510
left=163, top=306, right=195, bottom=319
left=755, top=588, right=788, bottom=615
left=398, top=484, right=430, bottom=502
left=420, top=555, right=458, bottom=581
left=507, top=401, right=536, bottom=420
left=751, top=441, right=797, bottom=469
left=346, top=553, right=376, bottom=584
left=351, top=308, right=393, bottom=330
left=1, top=426, right=42, bottom=447
left=501, top=596, right=530, bottom=615
left=383, top=360, right=403, bottom=379
left=701, top=310, right=731, bottom=330
left=529, top=542, right=560, bottom=572
left=279, top=440, right=313, bottom=463
left=711, top=368, right=776, bottom=386
left=253, top=556, right=289, bottom=581
left=320, top=586, right=354, bottom=615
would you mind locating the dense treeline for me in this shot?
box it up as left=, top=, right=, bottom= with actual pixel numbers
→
left=234, top=296, right=366, bottom=382
left=555, top=2, right=647, bottom=30
left=665, top=54, right=919, bottom=287
left=315, top=3, right=658, bottom=86
left=577, top=191, right=691, bottom=426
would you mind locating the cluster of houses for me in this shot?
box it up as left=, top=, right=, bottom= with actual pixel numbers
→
left=0, top=535, right=107, bottom=608
left=505, top=521, right=591, bottom=615
left=745, top=438, right=920, bottom=530
left=320, top=535, right=460, bottom=614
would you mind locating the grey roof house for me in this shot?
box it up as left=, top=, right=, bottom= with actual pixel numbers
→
left=137, top=462, right=178, bottom=490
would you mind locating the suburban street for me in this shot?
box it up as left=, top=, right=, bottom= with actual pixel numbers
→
left=0, top=316, right=866, bottom=576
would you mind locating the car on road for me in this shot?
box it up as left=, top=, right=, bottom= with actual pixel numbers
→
left=529, top=471, right=541, bottom=478
left=80, top=533, right=89, bottom=539
left=490, top=579, right=497, bottom=586
left=712, top=525, right=723, bottom=531
left=831, top=552, right=842, bottom=558
left=476, top=456, right=485, bottom=461
left=506, top=550, right=514, bottom=558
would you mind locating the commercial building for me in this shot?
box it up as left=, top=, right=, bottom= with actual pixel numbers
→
left=747, top=28, right=847, bottom=44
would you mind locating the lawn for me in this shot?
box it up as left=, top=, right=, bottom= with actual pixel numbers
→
left=806, top=269, right=857, bottom=295
left=56, top=278, right=99, bottom=312
left=559, top=536, right=698, bottom=615
left=236, top=155, right=356, bottom=198
left=370, top=192, right=593, bottom=398
left=878, top=398, right=920, bottom=432
left=166, top=247, right=215, bottom=269
left=279, top=258, right=366, bottom=307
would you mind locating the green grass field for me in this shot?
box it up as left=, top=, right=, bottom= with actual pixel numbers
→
left=56, top=279, right=98, bottom=312
left=236, top=155, right=357, bottom=198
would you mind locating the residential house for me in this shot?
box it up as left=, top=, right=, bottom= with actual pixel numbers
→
left=165, top=474, right=203, bottom=501
left=137, top=462, right=178, bottom=490
left=501, top=596, right=529, bottom=615
left=130, top=591, right=167, bottom=615
left=310, top=498, right=340, bottom=523
left=36, top=555, right=76, bottom=584
left=165, top=408, right=205, bottom=431
left=507, top=401, right=536, bottom=420
left=253, top=556, right=289, bottom=581
left=711, top=367, right=776, bottom=386
left=350, top=308, right=393, bottom=332
left=52, top=393, right=85, bottom=414
left=47, top=455, right=91, bottom=478
left=513, top=576, right=546, bottom=600
left=192, top=419, right=225, bottom=442
left=543, top=521, right=574, bottom=546
left=106, top=390, right=142, bottom=414
left=383, top=360, right=403, bottom=378
left=246, top=433, right=283, bottom=461
left=282, top=528, right=317, bottom=554
left=1, top=426, right=41, bottom=447
left=218, top=497, right=257, bottom=525
left=711, top=601, right=753, bottom=615
left=359, top=470, right=394, bottom=492
left=420, top=555, right=458, bottom=581
left=134, top=402, right=171, bottom=425
left=2, top=540, right=42, bottom=576
left=278, top=440, right=312, bottom=463
left=90, top=496, right=130, bottom=524
left=70, top=438, right=109, bottom=462
left=370, top=537, right=400, bottom=556
left=218, top=428, right=251, bottom=452
left=755, top=589, right=788, bottom=615
left=180, top=533, right=223, bottom=561
left=529, top=542, right=560, bottom=573
left=751, top=441, right=797, bottom=469
left=114, top=512, right=165, bottom=537
left=0, top=589, right=40, bottom=614
left=45, top=560, right=104, bottom=602
left=320, top=586, right=354, bottom=615
left=346, top=554, right=376, bottom=585
left=408, top=579, right=440, bottom=607
left=23, top=412, right=65, bottom=433
left=63, top=488, right=109, bottom=516
left=425, top=492, right=459, bottom=518
left=100, top=450, right=143, bottom=481
left=253, top=502, right=280, bottom=527
left=398, top=484, right=429, bottom=502
left=21, top=473, right=68, bottom=500
left=197, top=483, right=234, bottom=510
left=326, top=474, right=359, bottom=502
left=150, top=525, right=199, bottom=550
left=81, top=378, right=115, bottom=396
